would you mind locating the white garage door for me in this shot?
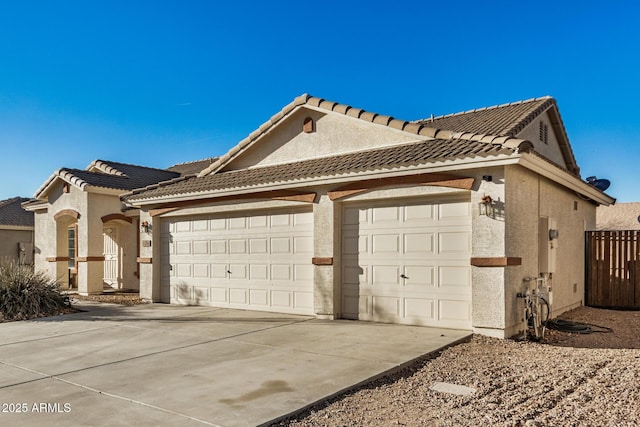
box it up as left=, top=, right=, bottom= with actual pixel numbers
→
left=160, top=209, right=314, bottom=315
left=342, top=197, right=472, bottom=329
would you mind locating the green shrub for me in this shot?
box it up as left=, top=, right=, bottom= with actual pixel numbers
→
left=0, top=262, right=68, bottom=322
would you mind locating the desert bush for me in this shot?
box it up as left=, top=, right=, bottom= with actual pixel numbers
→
left=0, top=262, right=68, bottom=321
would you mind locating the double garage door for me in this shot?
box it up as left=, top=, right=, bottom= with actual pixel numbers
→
left=160, top=197, right=472, bottom=328
left=342, top=197, right=472, bottom=329
left=160, top=209, right=315, bottom=315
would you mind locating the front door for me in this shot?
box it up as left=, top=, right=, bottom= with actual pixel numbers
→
left=103, top=226, right=120, bottom=288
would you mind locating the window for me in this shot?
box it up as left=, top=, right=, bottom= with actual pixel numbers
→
left=68, top=226, right=76, bottom=270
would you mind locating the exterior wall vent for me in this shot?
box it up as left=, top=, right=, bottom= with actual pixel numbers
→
left=303, top=117, right=315, bottom=133
left=539, top=121, right=548, bottom=145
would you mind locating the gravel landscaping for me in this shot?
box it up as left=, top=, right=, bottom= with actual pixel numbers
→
left=272, top=306, right=640, bottom=426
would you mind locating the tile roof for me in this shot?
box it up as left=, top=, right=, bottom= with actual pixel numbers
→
left=167, top=157, right=219, bottom=176
left=414, top=97, right=555, bottom=136
left=198, top=94, right=532, bottom=177
left=0, top=197, right=34, bottom=227
left=124, top=138, right=516, bottom=203
left=35, top=160, right=182, bottom=198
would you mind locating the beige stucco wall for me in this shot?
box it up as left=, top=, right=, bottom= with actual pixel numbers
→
left=33, top=182, right=138, bottom=293
left=469, top=167, right=507, bottom=336
left=223, top=107, right=424, bottom=171
left=517, top=112, right=566, bottom=169
left=504, top=165, right=595, bottom=337
left=596, top=202, right=640, bottom=230
left=0, top=228, right=34, bottom=264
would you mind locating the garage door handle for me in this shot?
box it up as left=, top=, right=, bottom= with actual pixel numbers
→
left=400, top=274, right=409, bottom=279
left=226, top=270, right=232, bottom=274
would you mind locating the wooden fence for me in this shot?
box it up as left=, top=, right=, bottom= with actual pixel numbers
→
left=585, top=230, right=640, bottom=309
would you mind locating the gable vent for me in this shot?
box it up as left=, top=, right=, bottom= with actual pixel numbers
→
left=539, top=122, right=548, bottom=145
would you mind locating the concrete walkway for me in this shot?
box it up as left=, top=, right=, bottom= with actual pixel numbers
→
left=0, top=302, right=471, bottom=427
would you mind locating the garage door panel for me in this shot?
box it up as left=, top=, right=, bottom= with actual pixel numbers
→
left=249, top=238, right=268, bottom=254
left=438, top=232, right=471, bottom=254
left=439, top=300, right=472, bottom=326
left=293, top=291, right=313, bottom=310
left=342, top=197, right=472, bottom=329
left=193, top=264, right=209, bottom=278
left=212, top=288, right=227, bottom=303
left=294, top=264, right=313, bottom=281
left=229, top=217, right=246, bottom=229
left=293, top=236, right=313, bottom=253
left=404, top=298, right=435, bottom=320
left=249, top=264, right=269, bottom=280
left=270, top=237, right=291, bottom=253
left=210, top=240, right=227, bottom=254
left=371, top=265, right=400, bottom=286
left=403, top=265, right=434, bottom=287
left=271, top=290, right=291, bottom=308
left=404, top=204, right=435, bottom=222
left=372, top=234, right=400, bottom=254
left=210, top=218, right=226, bottom=230
left=439, top=201, right=471, bottom=219
left=228, top=264, right=247, bottom=279
left=229, top=288, right=248, bottom=304
left=249, top=215, right=268, bottom=228
left=439, top=265, right=472, bottom=289
left=249, top=289, right=269, bottom=306
left=229, top=239, right=247, bottom=254
left=372, top=296, right=401, bottom=319
left=175, top=241, right=191, bottom=255
left=294, top=211, right=313, bottom=225
left=404, top=233, right=434, bottom=255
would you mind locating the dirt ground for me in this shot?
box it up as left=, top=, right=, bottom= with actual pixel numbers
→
left=69, top=291, right=148, bottom=306
left=271, top=306, right=640, bottom=426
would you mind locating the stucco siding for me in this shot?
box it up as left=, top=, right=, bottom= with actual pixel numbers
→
left=517, top=112, right=566, bottom=168
left=470, top=167, right=507, bottom=333
left=505, top=165, right=595, bottom=334
left=223, top=108, right=423, bottom=171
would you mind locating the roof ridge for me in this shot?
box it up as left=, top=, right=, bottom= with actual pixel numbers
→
left=169, top=157, right=218, bottom=167
left=0, top=196, right=22, bottom=206
left=415, top=96, right=553, bottom=123
left=93, top=159, right=181, bottom=174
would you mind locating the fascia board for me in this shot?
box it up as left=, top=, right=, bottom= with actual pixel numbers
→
left=127, top=154, right=518, bottom=207
left=84, top=185, right=129, bottom=196
left=0, top=225, right=35, bottom=231
left=517, top=154, right=615, bottom=205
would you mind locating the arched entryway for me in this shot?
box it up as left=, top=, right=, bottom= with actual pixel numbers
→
left=53, top=209, right=80, bottom=288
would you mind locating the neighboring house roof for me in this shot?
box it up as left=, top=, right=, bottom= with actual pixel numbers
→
left=124, top=138, right=517, bottom=203
left=34, top=160, right=181, bottom=199
left=596, top=202, right=640, bottom=230
left=167, top=157, right=219, bottom=175
left=0, top=197, right=34, bottom=227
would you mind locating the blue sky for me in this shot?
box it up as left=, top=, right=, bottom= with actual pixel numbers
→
left=1, top=1, right=639, bottom=202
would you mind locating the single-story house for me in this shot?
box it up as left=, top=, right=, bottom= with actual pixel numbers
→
left=0, top=197, right=35, bottom=264
left=119, top=94, right=614, bottom=338
left=596, top=202, right=640, bottom=230
left=23, top=158, right=216, bottom=290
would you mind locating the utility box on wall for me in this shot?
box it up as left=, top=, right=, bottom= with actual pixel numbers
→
left=539, top=217, right=557, bottom=273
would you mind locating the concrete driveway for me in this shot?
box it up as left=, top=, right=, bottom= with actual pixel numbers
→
left=0, top=302, right=471, bottom=427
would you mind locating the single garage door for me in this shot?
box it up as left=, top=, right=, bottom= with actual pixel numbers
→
left=342, top=196, right=472, bottom=329
left=160, top=209, right=314, bottom=315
